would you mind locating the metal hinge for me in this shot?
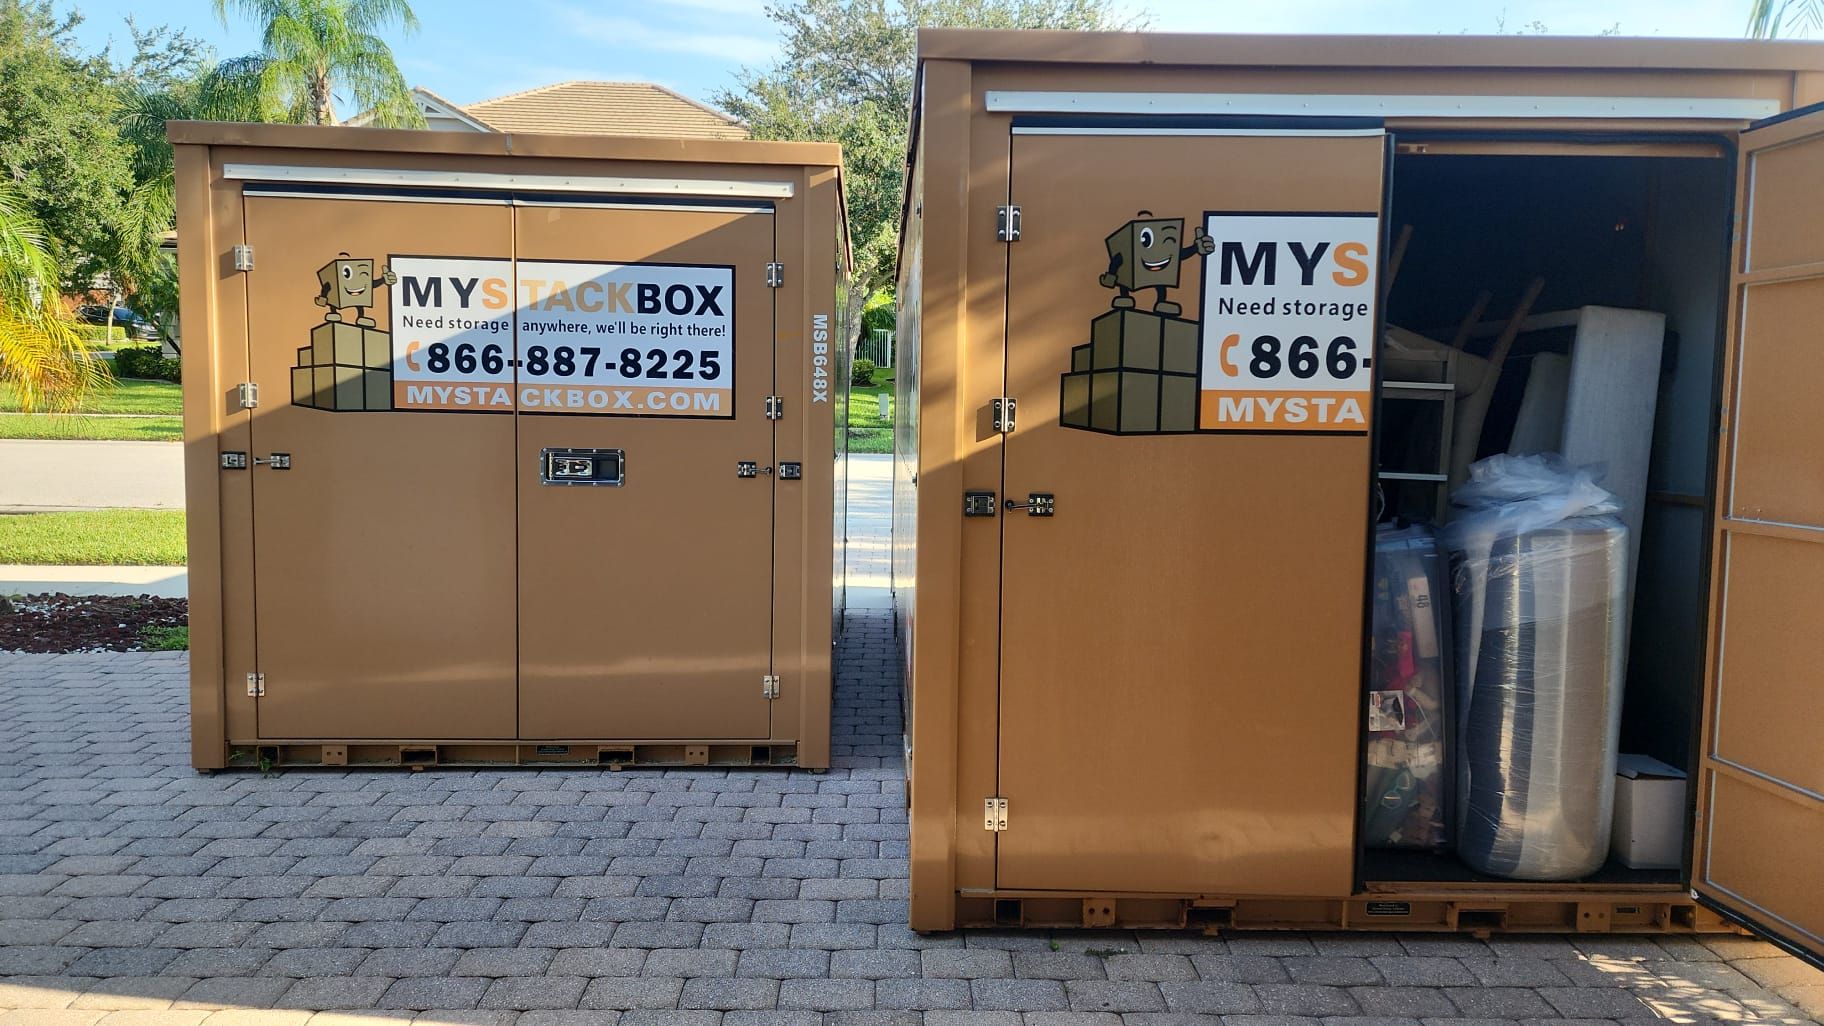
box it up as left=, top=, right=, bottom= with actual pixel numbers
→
left=765, top=395, right=784, bottom=420
left=991, top=397, right=1016, bottom=434
left=220, top=452, right=248, bottom=470
left=232, top=244, right=254, bottom=271
left=984, top=796, right=1009, bottom=832
left=765, top=262, right=784, bottom=288
left=237, top=382, right=259, bottom=409
left=762, top=675, right=781, bottom=700
left=246, top=672, right=265, bottom=697
left=996, top=205, right=1021, bottom=242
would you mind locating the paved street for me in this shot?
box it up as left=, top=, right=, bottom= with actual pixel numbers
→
left=0, top=441, right=185, bottom=512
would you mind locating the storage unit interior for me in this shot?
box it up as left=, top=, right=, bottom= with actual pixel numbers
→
left=1365, top=139, right=1734, bottom=887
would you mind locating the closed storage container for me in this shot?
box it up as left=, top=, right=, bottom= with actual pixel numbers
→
left=175, top=123, right=847, bottom=770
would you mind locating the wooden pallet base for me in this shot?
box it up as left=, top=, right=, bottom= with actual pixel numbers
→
left=218, top=740, right=807, bottom=770
left=953, top=890, right=1739, bottom=935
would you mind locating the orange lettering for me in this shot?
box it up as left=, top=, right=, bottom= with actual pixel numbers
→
left=1331, top=242, right=1370, bottom=287
left=575, top=281, right=604, bottom=313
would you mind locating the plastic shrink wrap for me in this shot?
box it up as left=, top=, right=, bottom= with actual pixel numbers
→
left=1444, top=454, right=1629, bottom=880
left=1364, top=524, right=1454, bottom=850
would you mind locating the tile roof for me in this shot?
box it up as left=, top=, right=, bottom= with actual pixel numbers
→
left=463, top=81, right=749, bottom=139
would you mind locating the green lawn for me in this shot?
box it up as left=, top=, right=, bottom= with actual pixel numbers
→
left=0, top=377, right=181, bottom=415
left=0, top=377, right=183, bottom=441
left=840, top=382, right=895, bottom=454
left=0, top=415, right=182, bottom=441
left=141, top=625, right=190, bottom=651
left=0, top=509, right=187, bottom=566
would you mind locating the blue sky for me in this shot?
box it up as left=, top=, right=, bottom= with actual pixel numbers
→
left=64, top=0, right=1760, bottom=115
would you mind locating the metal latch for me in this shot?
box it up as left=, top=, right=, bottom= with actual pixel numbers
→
left=237, top=382, right=259, bottom=409
left=253, top=453, right=291, bottom=470
left=997, top=205, right=1021, bottom=242
left=991, top=397, right=1016, bottom=434
left=246, top=673, right=265, bottom=697
left=1006, top=493, right=1054, bottom=517
left=778, top=461, right=802, bottom=480
left=963, top=490, right=996, bottom=517
left=765, top=262, right=784, bottom=288
left=737, top=461, right=761, bottom=478
left=233, top=244, right=254, bottom=271
left=984, top=797, right=1009, bottom=832
left=765, top=395, right=783, bottom=420
left=762, top=675, right=781, bottom=700
left=221, top=452, right=248, bottom=470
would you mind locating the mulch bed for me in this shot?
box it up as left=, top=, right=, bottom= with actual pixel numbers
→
left=0, top=594, right=187, bottom=653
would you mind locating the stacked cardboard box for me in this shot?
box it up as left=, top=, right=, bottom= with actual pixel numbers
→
left=291, top=321, right=393, bottom=411
left=1060, top=309, right=1199, bottom=433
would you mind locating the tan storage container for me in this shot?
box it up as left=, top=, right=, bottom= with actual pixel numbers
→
left=174, top=124, right=847, bottom=771
left=895, top=30, right=1824, bottom=963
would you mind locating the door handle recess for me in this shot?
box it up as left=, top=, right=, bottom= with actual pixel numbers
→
left=1005, top=492, right=1054, bottom=516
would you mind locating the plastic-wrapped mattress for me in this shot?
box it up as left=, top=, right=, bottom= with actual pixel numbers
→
left=1445, top=456, right=1629, bottom=881
left=1363, top=524, right=1453, bottom=850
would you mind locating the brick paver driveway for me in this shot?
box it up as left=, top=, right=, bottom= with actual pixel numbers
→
left=3, top=609, right=1822, bottom=1026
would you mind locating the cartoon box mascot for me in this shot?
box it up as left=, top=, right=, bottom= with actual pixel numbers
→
left=1099, top=212, right=1215, bottom=317
left=291, top=254, right=398, bottom=412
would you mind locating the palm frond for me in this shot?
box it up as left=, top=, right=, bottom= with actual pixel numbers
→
left=0, top=182, right=101, bottom=412
left=0, top=308, right=100, bottom=413
left=1749, top=0, right=1824, bottom=36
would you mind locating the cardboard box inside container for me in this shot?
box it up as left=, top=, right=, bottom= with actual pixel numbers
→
left=1612, top=754, right=1687, bottom=870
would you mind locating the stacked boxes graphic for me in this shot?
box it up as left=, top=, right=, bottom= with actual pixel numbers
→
left=292, top=320, right=392, bottom=411
left=1061, top=214, right=1208, bottom=434
left=1060, top=309, right=1200, bottom=433
left=291, top=256, right=394, bottom=412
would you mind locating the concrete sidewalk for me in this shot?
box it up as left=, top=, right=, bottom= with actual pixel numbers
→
left=845, top=453, right=892, bottom=610
left=0, top=439, right=184, bottom=511
left=0, top=564, right=187, bottom=598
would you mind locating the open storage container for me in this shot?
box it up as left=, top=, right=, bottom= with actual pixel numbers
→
left=895, top=30, right=1824, bottom=963
left=175, top=123, right=847, bottom=770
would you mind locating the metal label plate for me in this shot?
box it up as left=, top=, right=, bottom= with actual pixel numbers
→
left=539, top=447, right=625, bottom=486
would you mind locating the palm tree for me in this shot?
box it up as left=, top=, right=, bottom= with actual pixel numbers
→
left=213, top=0, right=426, bottom=127
left=1749, top=0, right=1824, bottom=36
left=0, top=184, right=99, bottom=412
left=112, top=58, right=272, bottom=347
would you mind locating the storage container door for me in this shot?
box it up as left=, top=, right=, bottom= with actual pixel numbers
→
left=514, top=203, right=776, bottom=741
left=996, top=126, right=1386, bottom=895
left=242, top=192, right=518, bottom=740
left=1692, top=107, right=1824, bottom=966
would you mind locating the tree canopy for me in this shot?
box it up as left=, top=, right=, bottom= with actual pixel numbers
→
left=716, top=0, right=1144, bottom=316
left=0, top=0, right=418, bottom=400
